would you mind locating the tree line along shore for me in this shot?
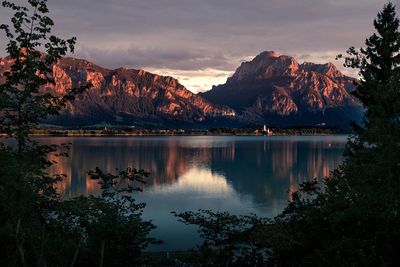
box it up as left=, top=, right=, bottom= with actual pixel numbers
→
left=3, top=127, right=345, bottom=137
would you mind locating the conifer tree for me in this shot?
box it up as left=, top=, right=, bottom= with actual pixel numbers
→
left=269, top=4, right=400, bottom=266
left=341, top=2, right=400, bottom=201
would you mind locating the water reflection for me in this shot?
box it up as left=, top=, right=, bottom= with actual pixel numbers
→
left=41, top=136, right=346, bottom=250
left=157, top=167, right=233, bottom=195
left=45, top=136, right=346, bottom=208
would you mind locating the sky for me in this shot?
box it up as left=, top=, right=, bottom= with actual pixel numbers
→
left=0, top=0, right=394, bottom=93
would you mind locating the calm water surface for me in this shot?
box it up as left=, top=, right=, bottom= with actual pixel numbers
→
left=40, top=135, right=347, bottom=251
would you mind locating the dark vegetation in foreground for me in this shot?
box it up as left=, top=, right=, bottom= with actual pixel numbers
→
left=172, top=3, right=400, bottom=266
left=0, top=1, right=399, bottom=266
left=0, top=1, right=157, bottom=266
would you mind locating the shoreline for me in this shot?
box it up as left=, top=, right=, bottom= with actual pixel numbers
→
left=1, top=127, right=350, bottom=138
left=21, top=133, right=348, bottom=138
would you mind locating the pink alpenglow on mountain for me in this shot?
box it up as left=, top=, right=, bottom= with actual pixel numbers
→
left=200, top=51, right=362, bottom=127
left=0, top=56, right=235, bottom=127
left=0, top=52, right=362, bottom=128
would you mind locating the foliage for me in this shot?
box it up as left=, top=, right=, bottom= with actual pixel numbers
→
left=46, top=167, right=157, bottom=267
left=0, top=1, right=156, bottom=266
left=0, top=0, right=88, bottom=154
left=0, top=142, right=64, bottom=266
left=173, top=209, right=271, bottom=266
left=268, top=3, right=400, bottom=266
left=173, top=4, right=400, bottom=267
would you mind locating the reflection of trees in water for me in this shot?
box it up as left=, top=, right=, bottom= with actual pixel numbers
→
left=50, top=138, right=214, bottom=196
left=48, top=138, right=345, bottom=207
left=206, top=140, right=345, bottom=209
left=271, top=140, right=297, bottom=177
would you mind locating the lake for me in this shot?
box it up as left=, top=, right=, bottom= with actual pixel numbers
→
left=41, top=135, right=347, bottom=251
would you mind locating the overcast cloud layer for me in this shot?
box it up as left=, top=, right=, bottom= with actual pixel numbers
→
left=0, top=0, right=394, bottom=92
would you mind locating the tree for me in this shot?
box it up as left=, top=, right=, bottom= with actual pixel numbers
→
left=0, top=0, right=85, bottom=154
left=47, top=167, right=157, bottom=267
left=0, top=1, right=85, bottom=265
left=339, top=1, right=400, bottom=209
left=173, top=5, right=400, bottom=265
left=173, top=209, right=271, bottom=266
left=269, top=3, right=400, bottom=266
left=0, top=1, right=157, bottom=266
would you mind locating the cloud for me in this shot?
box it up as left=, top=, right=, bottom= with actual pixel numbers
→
left=75, top=46, right=239, bottom=71
left=0, top=0, right=391, bottom=57
left=0, top=0, right=393, bottom=92
left=145, top=68, right=233, bottom=93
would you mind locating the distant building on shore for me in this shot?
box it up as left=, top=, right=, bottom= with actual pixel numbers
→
left=262, top=125, right=273, bottom=136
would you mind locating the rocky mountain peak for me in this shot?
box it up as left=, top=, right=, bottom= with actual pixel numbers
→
left=1, top=51, right=362, bottom=128
left=228, top=51, right=300, bottom=83
left=228, top=51, right=348, bottom=85
left=301, top=62, right=343, bottom=79
left=265, top=55, right=299, bottom=78
left=200, top=51, right=362, bottom=127
left=0, top=56, right=236, bottom=127
left=259, top=50, right=279, bottom=58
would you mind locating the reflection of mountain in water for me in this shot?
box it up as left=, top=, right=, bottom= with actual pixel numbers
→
left=46, top=137, right=345, bottom=208
left=152, top=167, right=234, bottom=195
left=206, top=140, right=344, bottom=207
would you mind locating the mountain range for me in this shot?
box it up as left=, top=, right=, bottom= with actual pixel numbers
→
left=0, top=51, right=363, bottom=128
left=200, top=51, right=363, bottom=127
